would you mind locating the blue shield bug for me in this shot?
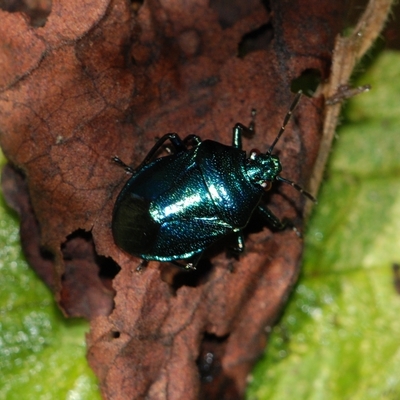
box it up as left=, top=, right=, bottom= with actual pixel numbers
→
left=112, top=92, right=315, bottom=269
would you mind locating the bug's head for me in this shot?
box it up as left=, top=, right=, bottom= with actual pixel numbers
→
left=245, top=91, right=316, bottom=202
left=245, top=149, right=282, bottom=190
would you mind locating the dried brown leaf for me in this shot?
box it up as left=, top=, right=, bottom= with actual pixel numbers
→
left=0, top=0, right=350, bottom=398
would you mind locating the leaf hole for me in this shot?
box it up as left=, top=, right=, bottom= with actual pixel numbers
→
left=98, top=254, right=121, bottom=282
left=197, top=332, right=229, bottom=382
left=111, top=331, right=121, bottom=339
left=291, top=68, right=322, bottom=97
left=238, top=22, right=273, bottom=58
left=197, top=332, right=240, bottom=398
left=130, top=0, right=144, bottom=14
left=61, top=229, right=121, bottom=282
left=59, top=230, right=120, bottom=318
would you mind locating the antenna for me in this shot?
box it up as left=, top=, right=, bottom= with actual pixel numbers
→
left=266, top=91, right=317, bottom=203
left=277, top=176, right=317, bottom=203
left=266, top=91, right=302, bottom=156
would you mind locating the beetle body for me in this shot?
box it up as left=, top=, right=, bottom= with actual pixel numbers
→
left=112, top=93, right=314, bottom=269
left=113, top=139, right=277, bottom=264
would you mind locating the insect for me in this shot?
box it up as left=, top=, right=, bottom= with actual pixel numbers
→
left=112, top=92, right=315, bottom=270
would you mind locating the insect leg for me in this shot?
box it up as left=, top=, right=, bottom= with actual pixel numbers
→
left=232, top=109, right=256, bottom=149
left=136, top=133, right=187, bottom=170
left=257, top=204, right=287, bottom=230
left=184, top=252, right=203, bottom=270
left=257, top=204, right=302, bottom=236
left=169, top=252, right=203, bottom=270
left=165, top=134, right=201, bottom=154
left=113, top=134, right=186, bottom=172
left=231, top=231, right=245, bottom=253
left=136, top=259, right=148, bottom=272
left=183, top=134, right=202, bottom=148
left=112, top=156, right=135, bottom=173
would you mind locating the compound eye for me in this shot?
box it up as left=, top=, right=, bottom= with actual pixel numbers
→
left=249, top=148, right=260, bottom=161
left=260, top=181, right=272, bottom=191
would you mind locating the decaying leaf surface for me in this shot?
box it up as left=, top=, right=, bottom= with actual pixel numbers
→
left=0, top=0, right=347, bottom=398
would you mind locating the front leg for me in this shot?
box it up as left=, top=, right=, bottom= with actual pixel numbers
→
left=232, top=109, right=256, bottom=149
left=257, top=204, right=301, bottom=236
left=257, top=204, right=287, bottom=231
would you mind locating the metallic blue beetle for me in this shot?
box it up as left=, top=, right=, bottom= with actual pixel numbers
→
left=112, top=93, right=315, bottom=269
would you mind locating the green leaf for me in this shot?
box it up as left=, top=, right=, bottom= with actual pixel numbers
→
left=0, top=157, right=100, bottom=399
left=247, top=50, right=400, bottom=400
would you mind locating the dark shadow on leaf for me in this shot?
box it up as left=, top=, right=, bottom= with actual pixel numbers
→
left=238, top=23, right=273, bottom=58
left=0, top=0, right=51, bottom=27
left=210, top=0, right=262, bottom=29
